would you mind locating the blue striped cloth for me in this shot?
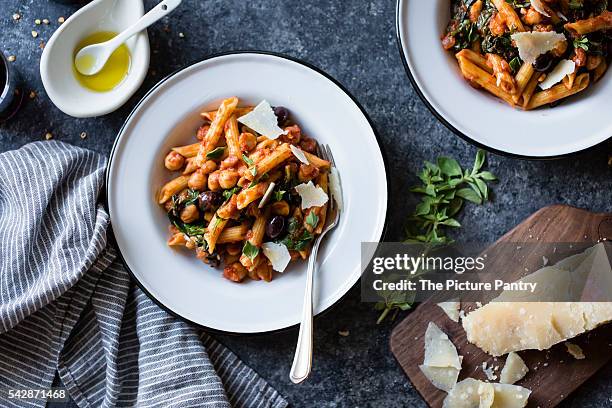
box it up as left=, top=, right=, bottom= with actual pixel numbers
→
left=0, top=141, right=288, bottom=408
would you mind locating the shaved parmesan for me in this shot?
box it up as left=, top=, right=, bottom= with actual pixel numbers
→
left=419, top=363, right=462, bottom=393
left=261, top=242, right=291, bottom=272
left=511, top=31, right=567, bottom=64
left=290, top=144, right=309, bottom=164
left=500, top=352, right=529, bottom=384
left=328, top=167, right=343, bottom=211
left=531, top=0, right=551, bottom=17
left=491, top=383, right=531, bottom=408
left=295, top=181, right=328, bottom=209
left=564, top=342, right=585, bottom=360
left=424, top=322, right=462, bottom=369
left=238, top=100, right=287, bottom=140
left=539, top=60, right=575, bottom=90
left=258, top=182, right=276, bottom=209
left=444, top=379, right=531, bottom=408
left=443, top=378, right=492, bottom=408
left=438, top=301, right=461, bottom=323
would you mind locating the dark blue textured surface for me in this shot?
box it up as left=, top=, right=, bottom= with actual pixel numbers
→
left=0, top=1, right=610, bottom=407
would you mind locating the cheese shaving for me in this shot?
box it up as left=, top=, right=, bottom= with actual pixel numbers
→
left=238, top=100, right=287, bottom=140
left=500, top=352, right=529, bottom=384
left=328, top=167, right=343, bottom=211
left=423, top=322, right=462, bottom=369
left=290, top=144, right=309, bottom=164
left=438, top=301, right=461, bottom=323
left=531, top=0, right=551, bottom=17
left=258, top=182, right=276, bottom=209
left=511, top=31, right=567, bottom=64
left=564, top=342, right=586, bottom=360
left=539, top=59, right=576, bottom=90
left=261, top=242, right=291, bottom=272
left=295, top=181, right=328, bottom=209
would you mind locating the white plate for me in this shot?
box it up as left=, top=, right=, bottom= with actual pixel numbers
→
left=396, top=0, right=612, bottom=158
left=107, top=52, right=388, bottom=334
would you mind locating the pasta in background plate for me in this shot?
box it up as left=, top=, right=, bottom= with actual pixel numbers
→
left=442, top=0, right=611, bottom=109
left=158, top=97, right=334, bottom=283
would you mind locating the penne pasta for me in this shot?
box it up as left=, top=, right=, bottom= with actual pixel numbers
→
left=456, top=49, right=493, bottom=74
left=158, top=175, right=190, bottom=204
left=247, top=207, right=271, bottom=247
left=245, top=144, right=293, bottom=181
left=224, top=114, right=241, bottom=158
left=565, top=11, right=612, bottom=35
left=513, top=63, right=535, bottom=104
left=217, top=223, right=249, bottom=244
left=172, top=143, right=200, bottom=158
left=200, top=106, right=253, bottom=122
left=205, top=214, right=229, bottom=253
left=314, top=173, right=329, bottom=235
left=457, top=56, right=516, bottom=106
left=520, top=72, right=543, bottom=109
left=491, top=0, right=525, bottom=32
left=196, top=96, right=239, bottom=166
left=236, top=182, right=270, bottom=210
left=593, top=60, right=608, bottom=82
left=526, top=73, right=590, bottom=110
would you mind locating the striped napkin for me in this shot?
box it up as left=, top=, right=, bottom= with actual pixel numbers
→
left=0, top=141, right=288, bottom=408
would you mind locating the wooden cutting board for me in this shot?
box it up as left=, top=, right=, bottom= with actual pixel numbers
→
left=390, top=205, right=612, bottom=408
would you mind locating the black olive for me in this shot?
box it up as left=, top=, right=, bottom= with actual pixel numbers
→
left=266, top=216, right=286, bottom=240
left=198, top=191, right=223, bottom=212
left=273, top=106, right=290, bottom=126
left=533, top=53, right=553, bottom=72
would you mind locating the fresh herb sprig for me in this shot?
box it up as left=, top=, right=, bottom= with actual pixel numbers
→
left=375, top=150, right=497, bottom=323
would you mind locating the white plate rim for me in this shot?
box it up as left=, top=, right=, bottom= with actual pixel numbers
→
left=395, top=0, right=611, bottom=160
left=105, top=50, right=390, bottom=335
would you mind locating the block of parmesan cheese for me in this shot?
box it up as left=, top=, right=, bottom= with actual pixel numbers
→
left=463, top=244, right=612, bottom=356
left=419, top=322, right=462, bottom=392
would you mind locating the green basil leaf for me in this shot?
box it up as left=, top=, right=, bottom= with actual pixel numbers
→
left=242, top=241, right=259, bottom=261
left=242, top=153, right=254, bottom=166
left=206, top=147, right=225, bottom=159
left=478, top=171, right=497, bottom=181
left=437, top=157, right=462, bottom=177
left=249, top=167, right=258, bottom=177
left=473, top=149, right=485, bottom=174
left=456, top=188, right=482, bottom=204
left=305, top=211, right=319, bottom=230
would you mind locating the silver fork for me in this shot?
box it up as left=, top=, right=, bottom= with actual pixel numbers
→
left=290, top=144, right=342, bottom=384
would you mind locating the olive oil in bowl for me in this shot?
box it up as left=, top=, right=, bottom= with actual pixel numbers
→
left=73, top=31, right=131, bottom=92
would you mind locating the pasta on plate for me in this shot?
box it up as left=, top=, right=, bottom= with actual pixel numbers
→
left=442, top=0, right=611, bottom=109
left=158, top=97, right=336, bottom=283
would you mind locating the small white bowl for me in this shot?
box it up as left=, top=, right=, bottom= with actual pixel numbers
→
left=397, top=0, right=612, bottom=159
left=40, top=0, right=150, bottom=118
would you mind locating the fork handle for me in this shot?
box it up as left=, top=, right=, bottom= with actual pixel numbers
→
left=289, top=243, right=320, bottom=384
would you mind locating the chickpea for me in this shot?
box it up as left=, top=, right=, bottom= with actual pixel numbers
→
left=255, top=263, right=273, bottom=282
left=196, top=124, right=210, bottom=140
left=164, top=151, right=185, bottom=171
left=573, top=48, right=587, bottom=67
left=223, top=262, right=248, bottom=282
left=586, top=55, right=603, bottom=71
left=239, top=132, right=257, bottom=152
left=300, top=137, right=317, bottom=153
left=180, top=204, right=199, bottom=223
left=298, top=163, right=320, bottom=182
left=226, top=244, right=241, bottom=256
left=489, top=12, right=506, bottom=36
left=188, top=170, right=208, bottom=191
left=469, top=0, right=482, bottom=23
left=218, top=170, right=240, bottom=189
left=281, top=124, right=301, bottom=144
left=201, top=160, right=218, bottom=174
left=551, top=40, right=568, bottom=58
left=220, top=155, right=240, bottom=170
left=207, top=171, right=222, bottom=191
left=271, top=200, right=290, bottom=216
left=522, top=7, right=544, bottom=26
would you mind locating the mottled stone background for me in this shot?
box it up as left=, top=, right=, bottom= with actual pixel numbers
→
left=1, top=0, right=610, bottom=407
